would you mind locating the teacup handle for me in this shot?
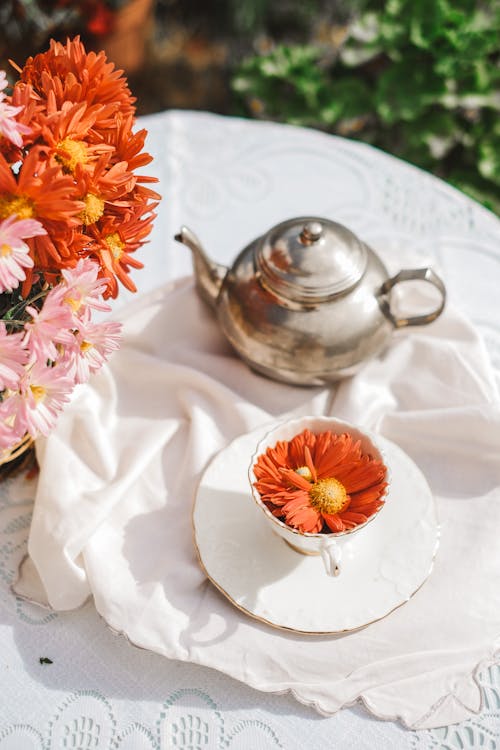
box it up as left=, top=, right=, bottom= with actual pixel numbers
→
left=378, top=267, right=446, bottom=328
left=319, top=538, right=342, bottom=577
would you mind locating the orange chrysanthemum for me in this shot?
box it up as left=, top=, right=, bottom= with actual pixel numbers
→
left=37, top=100, right=114, bottom=173
left=0, top=148, right=84, bottom=275
left=86, top=204, right=157, bottom=297
left=253, top=429, right=388, bottom=534
left=18, top=37, right=136, bottom=122
left=104, top=115, right=161, bottom=200
left=77, top=154, right=137, bottom=210
left=3, top=36, right=159, bottom=297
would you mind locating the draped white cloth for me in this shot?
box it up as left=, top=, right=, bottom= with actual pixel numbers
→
left=15, top=275, right=500, bottom=729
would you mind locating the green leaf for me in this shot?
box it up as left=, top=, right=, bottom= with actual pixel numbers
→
left=408, top=0, right=448, bottom=49
left=328, top=77, right=374, bottom=119
left=401, top=109, right=460, bottom=159
left=478, top=137, right=500, bottom=184
left=375, top=59, right=446, bottom=123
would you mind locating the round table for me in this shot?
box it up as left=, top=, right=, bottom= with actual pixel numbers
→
left=1, top=110, right=499, bottom=750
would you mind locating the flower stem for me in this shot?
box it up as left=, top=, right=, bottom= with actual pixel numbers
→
left=3, top=288, right=49, bottom=322
left=11, top=289, right=47, bottom=313
left=0, top=318, right=26, bottom=328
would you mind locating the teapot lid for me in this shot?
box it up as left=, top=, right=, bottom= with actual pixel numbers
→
left=256, top=217, right=367, bottom=303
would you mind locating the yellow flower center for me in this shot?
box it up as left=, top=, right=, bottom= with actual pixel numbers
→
left=1, top=243, right=12, bottom=257
left=80, top=340, right=93, bottom=353
left=104, top=232, right=125, bottom=260
left=64, top=294, right=81, bottom=312
left=0, top=194, right=35, bottom=220
left=30, top=385, right=46, bottom=404
left=295, top=466, right=313, bottom=482
left=80, top=193, right=105, bottom=225
left=56, top=138, right=88, bottom=173
left=309, top=477, right=348, bottom=515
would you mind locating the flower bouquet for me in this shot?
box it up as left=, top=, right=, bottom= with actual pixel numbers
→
left=0, top=37, right=159, bottom=465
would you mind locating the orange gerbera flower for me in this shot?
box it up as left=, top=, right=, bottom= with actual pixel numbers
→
left=253, top=429, right=388, bottom=534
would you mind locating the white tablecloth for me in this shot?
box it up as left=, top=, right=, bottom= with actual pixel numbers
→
left=1, top=110, right=500, bottom=749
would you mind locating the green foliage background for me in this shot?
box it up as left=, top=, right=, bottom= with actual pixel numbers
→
left=232, top=0, right=500, bottom=214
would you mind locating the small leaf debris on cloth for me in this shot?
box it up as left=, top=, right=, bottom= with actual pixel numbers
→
left=39, top=657, right=53, bottom=664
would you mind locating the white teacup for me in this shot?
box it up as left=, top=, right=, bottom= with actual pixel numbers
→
left=248, top=416, right=389, bottom=576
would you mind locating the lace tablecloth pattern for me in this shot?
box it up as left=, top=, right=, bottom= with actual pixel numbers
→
left=1, top=110, right=500, bottom=748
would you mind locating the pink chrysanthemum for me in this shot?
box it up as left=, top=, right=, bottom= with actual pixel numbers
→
left=0, top=215, right=46, bottom=293
left=0, top=321, right=28, bottom=390
left=60, top=258, right=112, bottom=316
left=66, top=318, right=122, bottom=383
left=16, top=359, right=73, bottom=436
left=0, top=395, right=26, bottom=452
left=24, top=284, right=75, bottom=362
left=0, top=71, right=31, bottom=148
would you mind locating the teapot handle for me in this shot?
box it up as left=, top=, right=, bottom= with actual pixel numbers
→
left=378, top=268, right=446, bottom=328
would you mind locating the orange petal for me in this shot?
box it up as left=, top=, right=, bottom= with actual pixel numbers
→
left=304, top=445, right=317, bottom=482
left=286, top=507, right=322, bottom=533
left=315, top=434, right=362, bottom=478
left=338, top=462, right=386, bottom=493
left=322, top=512, right=343, bottom=532
left=288, top=429, right=316, bottom=467
left=348, top=500, right=384, bottom=517
left=281, top=492, right=313, bottom=514
left=280, top=467, right=313, bottom=491
left=260, top=454, right=282, bottom=480
left=342, top=519, right=357, bottom=529
left=340, top=511, right=368, bottom=525
left=349, top=483, right=387, bottom=505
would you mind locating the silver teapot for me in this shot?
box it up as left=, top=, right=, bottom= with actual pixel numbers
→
left=175, top=217, right=446, bottom=386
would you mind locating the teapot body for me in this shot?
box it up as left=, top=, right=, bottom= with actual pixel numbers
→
left=176, top=216, right=446, bottom=386
left=216, top=238, right=393, bottom=385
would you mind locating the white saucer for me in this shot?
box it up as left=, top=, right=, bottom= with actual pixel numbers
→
left=193, top=425, right=439, bottom=634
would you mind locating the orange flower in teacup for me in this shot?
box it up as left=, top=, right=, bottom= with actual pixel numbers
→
left=249, top=417, right=389, bottom=576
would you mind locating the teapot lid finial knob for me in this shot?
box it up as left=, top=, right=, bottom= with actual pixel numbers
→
left=300, top=221, right=323, bottom=244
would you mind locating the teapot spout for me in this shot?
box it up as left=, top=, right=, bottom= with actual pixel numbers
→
left=174, top=226, right=227, bottom=310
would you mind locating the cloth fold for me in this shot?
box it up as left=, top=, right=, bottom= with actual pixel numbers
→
left=15, top=276, right=500, bottom=729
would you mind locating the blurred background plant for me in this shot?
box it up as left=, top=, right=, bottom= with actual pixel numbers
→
left=0, top=0, right=498, bottom=213
left=232, top=0, right=500, bottom=213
